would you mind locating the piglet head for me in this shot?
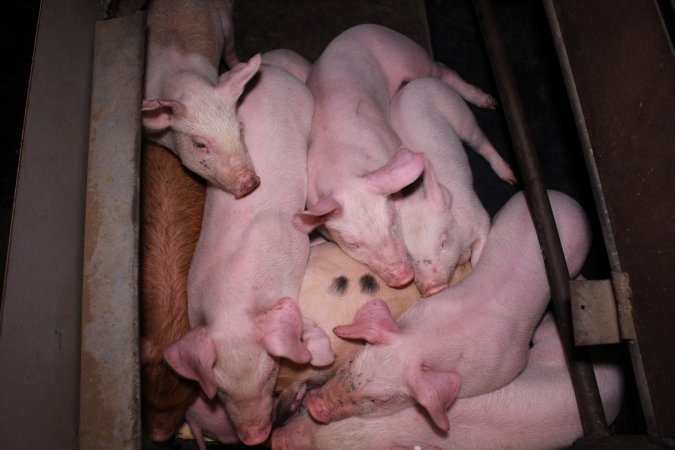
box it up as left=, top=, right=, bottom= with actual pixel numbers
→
left=227, top=297, right=331, bottom=444
left=142, top=54, right=262, bottom=197
left=305, top=299, right=461, bottom=430
left=294, top=148, right=425, bottom=287
left=164, top=298, right=332, bottom=446
left=163, top=325, right=276, bottom=445
left=304, top=298, right=401, bottom=424
left=398, top=160, right=466, bottom=297
left=163, top=327, right=275, bottom=445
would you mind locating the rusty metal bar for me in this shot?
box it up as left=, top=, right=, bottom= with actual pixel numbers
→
left=471, top=0, right=609, bottom=440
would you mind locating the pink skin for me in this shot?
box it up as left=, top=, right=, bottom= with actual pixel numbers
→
left=305, top=190, right=592, bottom=429
left=391, top=77, right=517, bottom=297
left=296, top=24, right=498, bottom=287
left=185, top=394, right=240, bottom=450
left=273, top=314, right=624, bottom=450
left=143, top=0, right=262, bottom=197
left=261, top=48, right=312, bottom=82
left=163, top=65, right=333, bottom=446
left=272, top=408, right=319, bottom=450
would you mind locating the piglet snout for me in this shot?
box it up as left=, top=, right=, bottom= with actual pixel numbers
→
left=237, top=423, right=272, bottom=446
left=381, top=264, right=415, bottom=287
left=232, top=171, right=261, bottom=198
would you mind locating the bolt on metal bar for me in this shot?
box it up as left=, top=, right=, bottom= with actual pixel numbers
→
left=472, top=0, right=609, bottom=440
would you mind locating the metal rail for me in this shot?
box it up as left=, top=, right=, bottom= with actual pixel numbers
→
left=472, top=0, right=609, bottom=440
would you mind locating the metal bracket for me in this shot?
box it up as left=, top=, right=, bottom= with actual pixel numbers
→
left=570, top=271, right=635, bottom=346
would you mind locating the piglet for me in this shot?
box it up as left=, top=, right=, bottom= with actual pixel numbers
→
left=163, top=64, right=333, bottom=446
left=391, top=77, right=516, bottom=296
left=305, top=190, right=591, bottom=430
left=294, top=24, right=497, bottom=287
left=139, top=142, right=204, bottom=442
left=273, top=313, right=624, bottom=450
left=143, top=0, right=261, bottom=198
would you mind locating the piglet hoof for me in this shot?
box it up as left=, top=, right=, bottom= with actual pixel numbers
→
left=483, top=95, right=498, bottom=110
left=382, top=264, right=415, bottom=287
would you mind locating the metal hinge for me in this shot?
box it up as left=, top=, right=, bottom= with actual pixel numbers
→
left=570, top=271, right=636, bottom=346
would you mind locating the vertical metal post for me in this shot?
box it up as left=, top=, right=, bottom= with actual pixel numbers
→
left=472, top=0, right=609, bottom=440
left=542, top=0, right=662, bottom=441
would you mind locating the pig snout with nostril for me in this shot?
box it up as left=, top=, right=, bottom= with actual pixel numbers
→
left=379, top=263, right=415, bottom=287
left=231, top=170, right=261, bottom=199
left=237, top=423, right=273, bottom=446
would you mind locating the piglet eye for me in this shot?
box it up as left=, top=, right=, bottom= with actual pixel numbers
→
left=194, top=141, right=206, bottom=149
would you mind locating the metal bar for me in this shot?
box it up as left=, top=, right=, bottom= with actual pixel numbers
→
left=472, top=0, right=609, bottom=440
left=542, top=0, right=662, bottom=440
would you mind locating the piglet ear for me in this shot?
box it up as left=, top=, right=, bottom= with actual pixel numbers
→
left=407, top=366, right=461, bottom=431
left=302, top=318, right=335, bottom=367
left=255, top=297, right=312, bottom=364
left=163, top=327, right=218, bottom=399
left=470, top=237, right=486, bottom=268
left=364, top=147, right=426, bottom=196
left=333, top=298, right=399, bottom=344
left=293, top=196, right=341, bottom=233
left=422, top=160, right=452, bottom=211
left=217, top=53, right=262, bottom=100
left=141, top=99, right=186, bottom=132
